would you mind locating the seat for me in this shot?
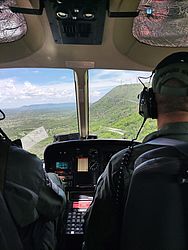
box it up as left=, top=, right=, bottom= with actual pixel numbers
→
left=0, top=140, right=23, bottom=250
left=120, top=145, right=188, bottom=250
left=0, top=192, right=23, bottom=250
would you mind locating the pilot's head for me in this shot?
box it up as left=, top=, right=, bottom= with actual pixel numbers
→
left=139, top=52, right=188, bottom=120
left=152, top=52, right=188, bottom=115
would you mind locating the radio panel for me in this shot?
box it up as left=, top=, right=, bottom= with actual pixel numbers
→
left=66, top=199, right=92, bottom=235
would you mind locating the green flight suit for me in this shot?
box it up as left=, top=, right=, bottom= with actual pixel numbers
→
left=83, top=122, right=188, bottom=250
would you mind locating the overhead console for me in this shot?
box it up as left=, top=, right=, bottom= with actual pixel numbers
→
left=44, top=139, right=134, bottom=249
left=44, top=0, right=107, bottom=45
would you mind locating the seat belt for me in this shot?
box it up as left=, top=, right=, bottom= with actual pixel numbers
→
left=146, top=137, right=188, bottom=184
left=146, top=137, right=186, bottom=146
left=0, top=141, right=10, bottom=191
left=0, top=140, right=24, bottom=250
left=146, top=137, right=188, bottom=156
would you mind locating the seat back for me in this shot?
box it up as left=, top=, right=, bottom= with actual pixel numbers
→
left=120, top=146, right=188, bottom=250
left=0, top=192, right=23, bottom=250
left=0, top=140, right=24, bottom=249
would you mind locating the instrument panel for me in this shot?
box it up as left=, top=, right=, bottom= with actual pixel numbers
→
left=44, top=139, right=133, bottom=188
left=44, top=139, right=136, bottom=250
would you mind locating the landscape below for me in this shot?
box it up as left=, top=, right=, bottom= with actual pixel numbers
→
left=1, top=84, right=156, bottom=158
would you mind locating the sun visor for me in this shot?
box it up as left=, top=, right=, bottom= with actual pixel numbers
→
left=132, top=0, right=188, bottom=47
left=0, top=0, right=27, bottom=43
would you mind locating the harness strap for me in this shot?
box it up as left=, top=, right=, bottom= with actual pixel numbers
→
left=0, top=141, right=10, bottom=192
left=147, top=137, right=186, bottom=146
left=146, top=137, right=188, bottom=156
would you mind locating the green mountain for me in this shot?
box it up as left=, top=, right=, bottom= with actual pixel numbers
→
left=90, top=84, right=157, bottom=141
left=0, top=84, right=157, bottom=158
left=5, top=103, right=76, bottom=114
left=91, top=84, right=141, bottom=122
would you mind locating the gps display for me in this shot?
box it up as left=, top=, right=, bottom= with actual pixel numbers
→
left=56, top=161, right=70, bottom=170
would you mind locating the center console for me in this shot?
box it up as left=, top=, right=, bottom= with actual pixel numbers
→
left=44, top=139, right=134, bottom=250
left=63, top=191, right=93, bottom=250
left=66, top=198, right=92, bottom=235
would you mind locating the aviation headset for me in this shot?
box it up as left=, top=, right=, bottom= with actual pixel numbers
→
left=138, top=52, right=188, bottom=119
left=138, top=86, right=157, bottom=119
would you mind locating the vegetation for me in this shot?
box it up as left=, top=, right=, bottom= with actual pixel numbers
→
left=1, top=84, right=157, bottom=158
left=90, top=84, right=157, bottom=141
left=2, top=104, right=77, bottom=158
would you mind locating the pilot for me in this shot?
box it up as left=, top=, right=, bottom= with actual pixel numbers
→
left=83, top=51, right=188, bottom=250
left=1, top=134, right=66, bottom=250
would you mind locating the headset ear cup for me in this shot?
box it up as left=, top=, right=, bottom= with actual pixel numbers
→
left=138, top=87, right=157, bottom=119
left=148, top=88, right=157, bottom=119
left=138, top=88, right=148, bottom=119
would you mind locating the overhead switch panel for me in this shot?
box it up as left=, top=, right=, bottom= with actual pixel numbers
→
left=44, top=0, right=107, bottom=45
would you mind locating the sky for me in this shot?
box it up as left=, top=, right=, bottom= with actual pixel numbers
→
left=0, top=68, right=151, bottom=109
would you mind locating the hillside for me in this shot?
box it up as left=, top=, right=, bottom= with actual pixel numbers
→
left=0, top=84, right=157, bottom=158
left=1, top=103, right=77, bottom=158
left=91, top=84, right=141, bottom=122
left=90, top=84, right=157, bottom=140
left=5, top=103, right=76, bottom=113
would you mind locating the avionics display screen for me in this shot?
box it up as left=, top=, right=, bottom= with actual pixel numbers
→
left=73, top=200, right=92, bottom=209
left=77, top=157, right=88, bottom=172
left=56, top=161, right=70, bottom=170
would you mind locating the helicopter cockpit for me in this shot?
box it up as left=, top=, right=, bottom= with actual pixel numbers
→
left=0, top=0, right=187, bottom=249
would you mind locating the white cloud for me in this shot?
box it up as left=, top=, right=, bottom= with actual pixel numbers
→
left=89, top=69, right=151, bottom=102
left=0, top=78, right=76, bottom=108
left=90, top=69, right=151, bottom=87
left=24, top=81, right=32, bottom=87
left=0, top=69, right=151, bottom=108
left=60, top=76, right=67, bottom=80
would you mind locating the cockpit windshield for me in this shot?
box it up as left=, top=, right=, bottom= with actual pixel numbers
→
left=0, top=68, right=158, bottom=159
left=89, top=69, right=157, bottom=141
left=0, top=68, right=77, bottom=158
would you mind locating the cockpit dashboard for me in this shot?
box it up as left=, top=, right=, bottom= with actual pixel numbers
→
left=44, top=139, right=136, bottom=250
left=44, top=139, right=133, bottom=189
